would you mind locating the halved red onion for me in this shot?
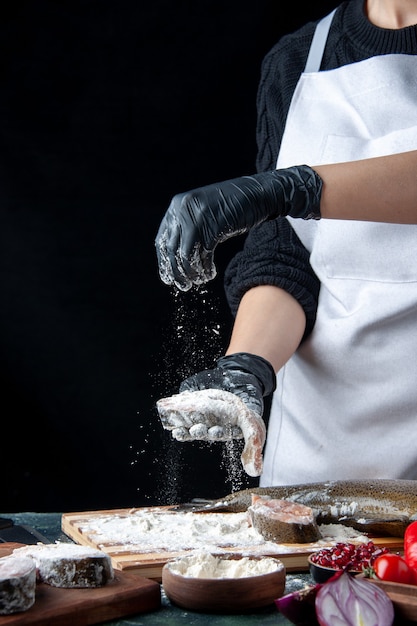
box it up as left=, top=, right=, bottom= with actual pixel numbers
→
left=315, top=571, right=394, bottom=626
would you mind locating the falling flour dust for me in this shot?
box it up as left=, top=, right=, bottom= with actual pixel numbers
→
left=152, top=285, right=247, bottom=501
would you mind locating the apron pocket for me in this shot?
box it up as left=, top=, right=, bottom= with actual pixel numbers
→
left=312, top=219, right=417, bottom=283
left=321, top=126, right=417, bottom=163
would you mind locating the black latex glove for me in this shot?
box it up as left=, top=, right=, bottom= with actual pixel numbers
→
left=156, top=353, right=276, bottom=477
left=179, top=352, right=276, bottom=417
left=155, top=164, right=323, bottom=290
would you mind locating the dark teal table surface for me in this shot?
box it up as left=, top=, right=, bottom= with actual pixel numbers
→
left=4, top=512, right=312, bottom=625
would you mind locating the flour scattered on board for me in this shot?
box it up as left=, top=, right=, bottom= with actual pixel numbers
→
left=75, top=508, right=369, bottom=555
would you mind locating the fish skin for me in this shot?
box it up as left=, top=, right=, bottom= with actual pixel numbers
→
left=177, top=479, right=417, bottom=537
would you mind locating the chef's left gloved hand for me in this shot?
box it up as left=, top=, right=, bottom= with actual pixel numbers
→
left=155, top=164, right=323, bottom=291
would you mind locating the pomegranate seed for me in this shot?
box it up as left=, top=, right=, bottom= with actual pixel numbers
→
left=310, top=541, right=391, bottom=571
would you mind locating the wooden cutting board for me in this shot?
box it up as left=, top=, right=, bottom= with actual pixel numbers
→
left=364, top=578, right=417, bottom=622
left=0, top=543, right=161, bottom=625
left=61, top=507, right=404, bottom=582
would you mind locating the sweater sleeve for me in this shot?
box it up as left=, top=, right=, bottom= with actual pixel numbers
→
left=224, top=0, right=383, bottom=338
left=224, top=21, right=320, bottom=339
left=224, top=217, right=320, bottom=339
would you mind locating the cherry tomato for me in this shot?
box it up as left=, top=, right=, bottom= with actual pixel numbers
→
left=404, top=520, right=417, bottom=572
left=373, top=553, right=416, bottom=585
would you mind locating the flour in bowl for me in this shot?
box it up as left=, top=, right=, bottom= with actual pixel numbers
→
left=166, top=551, right=284, bottom=578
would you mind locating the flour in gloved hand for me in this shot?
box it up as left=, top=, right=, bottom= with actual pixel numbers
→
left=156, top=388, right=266, bottom=477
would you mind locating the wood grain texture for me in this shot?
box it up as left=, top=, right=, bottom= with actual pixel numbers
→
left=61, top=507, right=404, bottom=582
left=365, top=578, right=417, bottom=622
left=0, top=543, right=161, bottom=625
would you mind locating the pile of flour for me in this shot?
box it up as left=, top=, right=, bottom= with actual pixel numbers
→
left=76, top=508, right=368, bottom=555
left=166, top=550, right=284, bottom=578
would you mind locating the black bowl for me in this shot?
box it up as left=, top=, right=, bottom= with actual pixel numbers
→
left=308, top=554, right=362, bottom=584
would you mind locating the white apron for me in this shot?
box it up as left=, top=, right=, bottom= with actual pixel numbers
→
left=261, top=11, right=417, bottom=486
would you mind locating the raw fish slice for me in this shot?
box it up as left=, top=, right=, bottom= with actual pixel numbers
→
left=248, top=495, right=321, bottom=543
left=156, top=389, right=266, bottom=477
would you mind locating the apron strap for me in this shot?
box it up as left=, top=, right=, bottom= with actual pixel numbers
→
left=304, top=8, right=337, bottom=73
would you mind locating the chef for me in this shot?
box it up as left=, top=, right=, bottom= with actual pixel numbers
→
left=155, top=0, right=417, bottom=485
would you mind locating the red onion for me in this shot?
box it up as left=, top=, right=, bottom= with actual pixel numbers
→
left=315, top=571, right=394, bottom=626
left=275, top=584, right=320, bottom=626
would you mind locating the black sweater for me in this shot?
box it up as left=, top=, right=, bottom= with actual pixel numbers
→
left=224, top=0, right=417, bottom=337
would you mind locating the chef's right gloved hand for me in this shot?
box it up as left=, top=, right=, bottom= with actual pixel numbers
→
left=155, top=164, right=323, bottom=291
left=179, top=352, right=276, bottom=418
left=157, top=353, right=276, bottom=477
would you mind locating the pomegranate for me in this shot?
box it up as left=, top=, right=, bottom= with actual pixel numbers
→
left=310, top=541, right=391, bottom=571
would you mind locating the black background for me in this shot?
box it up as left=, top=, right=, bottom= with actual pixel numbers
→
left=1, top=0, right=337, bottom=513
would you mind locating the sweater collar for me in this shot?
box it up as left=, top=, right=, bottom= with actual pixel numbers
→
left=343, top=0, right=417, bottom=54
